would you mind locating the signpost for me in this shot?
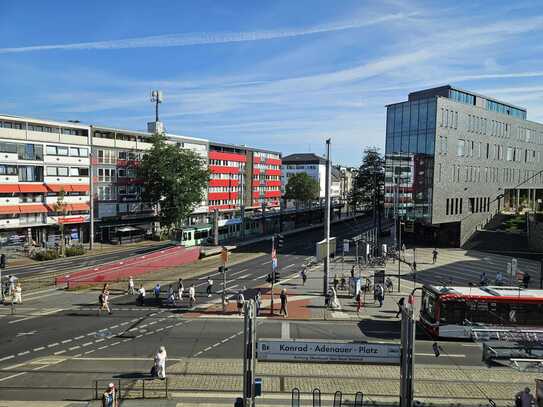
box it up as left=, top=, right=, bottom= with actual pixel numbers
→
left=257, top=339, right=400, bottom=364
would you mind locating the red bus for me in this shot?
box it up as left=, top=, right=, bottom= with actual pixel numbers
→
left=419, top=285, right=543, bottom=339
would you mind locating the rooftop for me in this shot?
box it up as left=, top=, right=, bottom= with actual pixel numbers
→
left=282, top=153, right=327, bottom=164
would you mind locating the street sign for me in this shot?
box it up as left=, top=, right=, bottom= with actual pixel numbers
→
left=257, top=339, right=400, bottom=364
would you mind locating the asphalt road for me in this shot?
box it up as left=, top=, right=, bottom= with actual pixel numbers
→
left=0, top=216, right=487, bottom=401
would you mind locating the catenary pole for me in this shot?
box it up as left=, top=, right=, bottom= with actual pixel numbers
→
left=323, top=138, right=331, bottom=295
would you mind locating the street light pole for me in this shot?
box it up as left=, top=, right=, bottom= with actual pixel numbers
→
left=323, top=138, right=331, bottom=295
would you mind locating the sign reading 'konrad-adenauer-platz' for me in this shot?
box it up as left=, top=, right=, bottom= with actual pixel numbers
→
left=257, top=339, right=400, bottom=364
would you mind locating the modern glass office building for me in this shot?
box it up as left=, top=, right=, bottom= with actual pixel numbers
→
left=385, top=85, right=543, bottom=246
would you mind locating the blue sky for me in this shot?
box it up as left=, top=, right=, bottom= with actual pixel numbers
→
left=1, top=0, right=543, bottom=165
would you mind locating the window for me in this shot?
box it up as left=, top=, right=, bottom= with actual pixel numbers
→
left=18, top=166, right=44, bottom=182
left=17, top=143, right=43, bottom=161
left=46, top=145, right=57, bottom=155
left=57, top=146, right=69, bottom=156
left=457, top=139, right=465, bottom=157
left=46, top=167, right=57, bottom=176
left=446, top=199, right=450, bottom=215
left=57, top=167, right=68, bottom=176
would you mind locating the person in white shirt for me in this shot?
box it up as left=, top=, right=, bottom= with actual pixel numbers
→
left=128, top=277, right=135, bottom=295
left=188, top=284, right=196, bottom=307
left=137, top=285, right=146, bottom=306
left=13, top=282, right=22, bottom=304
left=206, top=277, right=213, bottom=297
left=177, top=278, right=184, bottom=302
left=154, top=346, right=167, bottom=379
left=8, top=275, right=17, bottom=296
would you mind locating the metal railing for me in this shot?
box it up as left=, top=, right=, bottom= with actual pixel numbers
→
left=93, top=378, right=168, bottom=401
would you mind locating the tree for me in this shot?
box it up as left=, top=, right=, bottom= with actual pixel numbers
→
left=53, top=188, right=67, bottom=256
left=350, top=147, right=385, bottom=231
left=139, top=134, right=209, bottom=234
left=284, top=172, right=320, bottom=208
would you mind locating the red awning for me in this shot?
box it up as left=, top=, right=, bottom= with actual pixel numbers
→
left=66, top=203, right=90, bottom=211
left=19, top=184, right=48, bottom=193
left=18, top=204, right=48, bottom=214
left=59, top=216, right=86, bottom=224
left=0, top=185, right=20, bottom=193
left=70, top=184, right=89, bottom=193
left=46, top=184, right=73, bottom=192
left=0, top=205, right=20, bottom=214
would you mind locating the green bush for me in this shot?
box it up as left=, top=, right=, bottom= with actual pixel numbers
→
left=33, top=249, right=60, bottom=261
left=65, top=245, right=85, bottom=257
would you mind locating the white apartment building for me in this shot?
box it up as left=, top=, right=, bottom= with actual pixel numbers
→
left=281, top=153, right=341, bottom=200
left=0, top=114, right=91, bottom=248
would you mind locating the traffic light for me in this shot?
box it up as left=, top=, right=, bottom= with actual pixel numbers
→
left=274, top=270, right=280, bottom=283
left=218, top=266, right=228, bottom=273
left=0, top=254, right=5, bottom=269
left=275, top=234, right=284, bottom=250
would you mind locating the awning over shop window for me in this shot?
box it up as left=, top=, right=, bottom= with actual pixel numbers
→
left=19, top=184, right=48, bottom=193
left=0, top=205, right=20, bottom=214
left=0, top=185, right=20, bottom=193
left=18, top=204, right=49, bottom=214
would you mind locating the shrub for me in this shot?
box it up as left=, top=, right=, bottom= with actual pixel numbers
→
left=33, top=249, right=60, bottom=261
left=65, top=245, right=85, bottom=257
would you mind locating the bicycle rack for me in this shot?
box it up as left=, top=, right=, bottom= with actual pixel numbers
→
left=312, top=388, right=321, bottom=407
left=291, top=387, right=300, bottom=407
left=354, top=392, right=364, bottom=407
left=333, top=390, right=342, bottom=407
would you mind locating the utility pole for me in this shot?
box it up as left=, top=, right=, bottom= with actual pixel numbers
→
left=0, top=253, right=5, bottom=303
left=323, top=138, right=331, bottom=295
left=270, top=235, right=276, bottom=315
left=221, top=247, right=229, bottom=313
left=242, top=299, right=257, bottom=407
left=213, top=209, right=219, bottom=246
left=399, top=302, right=415, bottom=407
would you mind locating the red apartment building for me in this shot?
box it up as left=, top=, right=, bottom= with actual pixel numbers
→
left=208, top=142, right=281, bottom=212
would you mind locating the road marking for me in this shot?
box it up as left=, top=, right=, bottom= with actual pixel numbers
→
left=256, top=274, right=268, bottom=279
left=61, top=339, right=72, bottom=344
left=47, top=343, right=59, bottom=348
left=261, top=261, right=272, bottom=265
left=17, top=351, right=29, bottom=356
left=281, top=321, right=290, bottom=339
left=33, top=347, right=45, bottom=352
left=283, top=264, right=295, bottom=269
left=54, top=350, right=66, bottom=355
left=74, top=335, right=85, bottom=340
left=0, top=355, right=15, bottom=362
left=8, top=308, right=64, bottom=324
left=82, top=342, right=93, bottom=347
left=0, top=372, right=26, bottom=382
left=69, top=346, right=81, bottom=351
left=415, top=353, right=466, bottom=358
left=16, top=331, right=37, bottom=337
left=236, top=274, right=251, bottom=280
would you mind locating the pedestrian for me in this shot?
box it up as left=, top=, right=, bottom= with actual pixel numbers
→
left=177, top=278, right=184, bottom=301
left=325, top=289, right=332, bottom=308
left=154, top=346, right=167, bottom=380
left=206, top=276, right=213, bottom=297
left=356, top=290, right=362, bottom=314
left=279, top=288, right=288, bottom=318
left=8, top=275, right=16, bottom=296
left=188, top=284, right=196, bottom=307
left=412, top=261, right=417, bottom=273
left=385, top=277, right=393, bottom=293
left=137, top=284, right=146, bottom=306
left=101, top=383, right=116, bottom=407
left=301, top=269, right=307, bottom=286
left=255, top=289, right=262, bottom=316
left=350, top=265, right=355, bottom=279
left=236, top=291, right=245, bottom=315
left=495, top=271, right=504, bottom=286
left=480, top=272, right=488, bottom=286
left=523, top=273, right=531, bottom=289
left=167, top=285, right=175, bottom=306
left=396, top=297, right=405, bottom=318
left=515, top=387, right=536, bottom=407
left=333, top=275, right=339, bottom=291
left=99, top=286, right=111, bottom=315
left=432, top=248, right=438, bottom=264
left=331, top=287, right=341, bottom=309
left=377, top=284, right=384, bottom=308
left=401, top=243, right=406, bottom=253
left=13, top=282, right=22, bottom=304
left=340, top=275, right=346, bottom=290
left=127, top=276, right=135, bottom=295
left=154, top=283, right=161, bottom=304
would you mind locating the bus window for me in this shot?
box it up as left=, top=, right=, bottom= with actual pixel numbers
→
left=421, top=290, right=436, bottom=322
left=439, top=300, right=466, bottom=324
left=183, top=232, right=188, bottom=241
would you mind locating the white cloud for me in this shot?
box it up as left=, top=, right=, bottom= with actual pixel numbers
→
left=0, top=12, right=415, bottom=54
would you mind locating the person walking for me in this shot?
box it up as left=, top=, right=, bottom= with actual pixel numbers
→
left=101, top=383, right=116, bottom=407
left=188, top=284, right=196, bottom=307
left=515, top=387, right=536, bottom=407
left=350, top=265, right=355, bottom=280
left=206, top=276, right=214, bottom=297
left=13, top=282, right=22, bottom=304
left=99, top=285, right=111, bottom=315
left=432, top=248, right=438, bottom=264
left=154, top=346, right=167, bottom=380
left=127, top=276, right=135, bottom=295
left=523, top=273, right=531, bottom=288
left=137, top=284, right=146, bottom=306
left=301, top=269, right=307, bottom=286
left=495, top=271, right=504, bottom=286
left=154, top=283, right=161, bottom=304
left=177, top=278, right=184, bottom=302
left=396, top=297, right=405, bottom=318
left=333, top=275, right=339, bottom=291
left=8, top=275, right=16, bottom=296
left=356, top=290, right=362, bottom=314
left=480, top=272, right=488, bottom=286
left=255, top=289, right=262, bottom=316
left=279, top=288, right=288, bottom=318
left=236, top=291, right=245, bottom=315
left=412, top=261, right=417, bottom=273
left=377, top=284, right=384, bottom=308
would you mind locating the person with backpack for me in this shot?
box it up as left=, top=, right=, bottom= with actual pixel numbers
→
left=396, top=297, right=405, bottom=318
left=101, top=383, right=116, bottom=407
left=279, top=288, right=288, bottom=318
left=236, top=291, right=245, bottom=315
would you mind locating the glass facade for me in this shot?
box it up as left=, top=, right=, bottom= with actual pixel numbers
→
left=485, top=99, right=526, bottom=119
left=449, top=89, right=475, bottom=106
left=385, top=98, right=436, bottom=223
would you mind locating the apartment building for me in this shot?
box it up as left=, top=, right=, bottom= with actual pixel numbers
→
left=0, top=114, right=91, bottom=247
left=91, top=126, right=208, bottom=243
left=385, top=85, right=543, bottom=246
left=208, top=142, right=281, bottom=211
left=281, top=153, right=341, bottom=200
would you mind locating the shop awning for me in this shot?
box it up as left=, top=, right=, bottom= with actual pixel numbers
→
left=46, top=184, right=73, bottom=192
left=0, top=185, right=20, bottom=193
left=0, top=205, right=20, bottom=214
left=18, top=204, right=49, bottom=214
left=66, top=203, right=90, bottom=212
left=70, top=184, right=90, bottom=193
left=59, top=216, right=86, bottom=224
left=19, top=184, right=48, bottom=193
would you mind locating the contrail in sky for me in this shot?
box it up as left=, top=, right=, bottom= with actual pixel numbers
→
left=0, top=13, right=415, bottom=54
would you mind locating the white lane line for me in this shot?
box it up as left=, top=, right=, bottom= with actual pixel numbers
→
left=97, top=346, right=108, bottom=350
left=110, top=341, right=120, bottom=346
left=17, top=351, right=29, bottom=356
left=8, top=308, right=64, bottom=324
left=415, top=353, right=466, bottom=358
left=110, top=325, right=119, bottom=329
left=281, top=321, right=290, bottom=339
left=69, top=346, right=81, bottom=351
left=255, top=274, right=267, bottom=279
left=260, top=261, right=272, bottom=265
left=204, top=347, right=212, bottom=352
left=283, top=264, right=295, bottom=269
left=47, top=343, right=59, bottom=348
left=82, top=342, right=93, bottom=347
left=0, top=355, right=15, bottom=362
left=0, top=372, right=26, bottom=382
left=95, top=339, right=105, bottom=343
left=74, top=335, right=85, bottom=340
left=54, top=350, right=66, bottom=355
left=61, top=339, right=72, bottom=344
left=230, top=268, right=248, bottom=276
left=33, top=347, right=45, bottom=352
left=221, top=339, right=229, bottom=343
